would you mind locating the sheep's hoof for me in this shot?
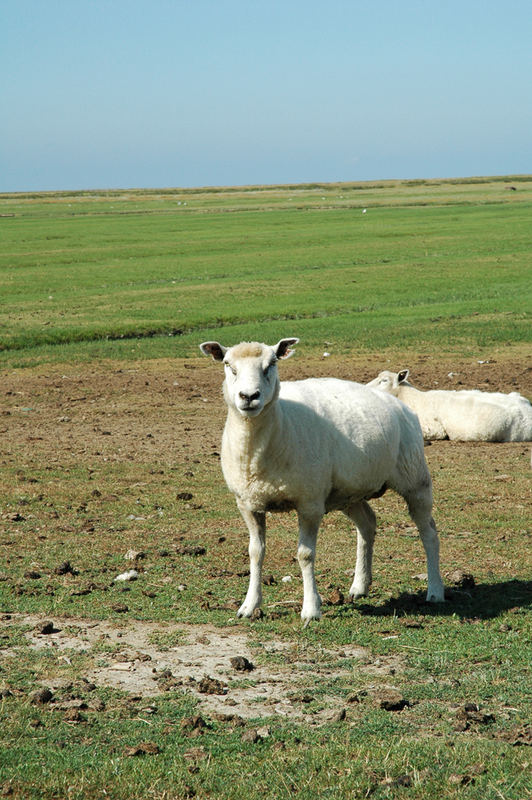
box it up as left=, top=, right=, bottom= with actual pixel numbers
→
left=301, top=616, right=321, bottom=628
left=349, top=588, right=369, bottom=600
left=349, top=577, right=371, bottom=599
left=237, top=602, right=260, bottom=618
left=301, top=604, right=322, bottom=626
left=426, top=582, right=446, bottom=603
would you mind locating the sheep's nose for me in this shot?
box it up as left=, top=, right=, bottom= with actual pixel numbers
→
left=239, top=390, right=260, bottom=403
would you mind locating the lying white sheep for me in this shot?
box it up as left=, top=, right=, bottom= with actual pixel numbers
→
left=367, top=369, right=532, bottom=442
left=200, top=339, right=445, bottom=623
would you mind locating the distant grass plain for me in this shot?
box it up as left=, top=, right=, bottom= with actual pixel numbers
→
left=1, top=175, right=531, bottom=367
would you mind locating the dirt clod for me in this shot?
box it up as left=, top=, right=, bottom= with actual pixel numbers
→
left=401, top=618, right=423, bottom=629
left=374, top=690, right=409, bottom=711
left=124, top=550, right=145, bottom=561
left=124, top=742, right=161, bottom=757
left=176, top=545, right=206, bottom=557
left=382, top=774, right=412, bottom=788
left=181, top=715, right=209, bottom=734
left=241, top=728, right=260, bottom=744
left=36, top=620, right=59, bottom=635
left=110, top=604, right=129, bottom=613
left=70, top=583, right=100, bottom=596
left=198, top=676, right=228, bottom=695
left=230, top=656, right=254, bottom=672
left=327, top=588, right=345, bottom=606
left=448, top=570, right=476, bottom=590
left=289, top=692, right=313, bottom=704
left=31, top=688, right=53, bottom=705
left=454, top=704, right=495, bottom=731
left=54, top=561, right=77, bottom=576
left=183, top=747, right=207, bottom=762
left=6, top=512, right=25, bottom=522
left=64, top=708, right=85, bottom=723
left=449, top=773, right=474, bottom=786
left=501, top=724, right=532, bottom=746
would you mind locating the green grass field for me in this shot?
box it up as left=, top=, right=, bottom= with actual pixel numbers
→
left=1, top=175, right=531, bottom=366
left=0, top=177, right=531, bottom=799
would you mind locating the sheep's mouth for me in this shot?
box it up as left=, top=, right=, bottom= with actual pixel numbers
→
left=238, top=403, right=262, bottom=417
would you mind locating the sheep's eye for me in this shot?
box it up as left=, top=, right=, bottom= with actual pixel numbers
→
left=263, top=362, right=274, bottom=377
left=225, top=364, right=237, bottom=376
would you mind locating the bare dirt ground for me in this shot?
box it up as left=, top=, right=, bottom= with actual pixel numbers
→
left=3, top=613, right=402, bottom=724
left=2, top=348, right=530, bottom=467
left=1, top=349, right=530, bottom=721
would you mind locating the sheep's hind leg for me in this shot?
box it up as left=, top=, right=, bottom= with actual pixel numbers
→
left=406, top=487, right=445, bottom=603
left=237, top=507, right=266, bottom=618
left=344, top=500, right=377, bottom=599
left=297, top=511, right=323, bottom=624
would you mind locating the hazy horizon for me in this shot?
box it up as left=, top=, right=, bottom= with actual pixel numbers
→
left=3, top=173, right=532, bottom=198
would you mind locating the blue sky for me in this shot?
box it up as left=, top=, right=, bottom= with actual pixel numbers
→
left=2, top=0, right=531, bottom=192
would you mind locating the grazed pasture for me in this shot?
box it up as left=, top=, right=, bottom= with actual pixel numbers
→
left=1, top=176, right=531, bottom=366
left=0, top=179, right=531, bottom=799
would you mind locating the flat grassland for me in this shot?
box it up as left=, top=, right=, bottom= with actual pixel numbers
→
left=1, top=175, right=531, bottom=365
left=0, top=178, right=531, bottom=799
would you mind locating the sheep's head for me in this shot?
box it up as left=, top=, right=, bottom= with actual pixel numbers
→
left=200, top=338, right=298, bottom=418
left=367, top=369, right=410, bottom=396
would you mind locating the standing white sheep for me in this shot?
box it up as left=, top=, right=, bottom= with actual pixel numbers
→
left=200, top=339, right=445, bottom=623
left=367, top=369, right=532, bottom=441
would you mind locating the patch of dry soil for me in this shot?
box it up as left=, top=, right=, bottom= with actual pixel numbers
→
left=1, top=351, right=530, bottom=471
left=2, top=614, right=401, bottom=723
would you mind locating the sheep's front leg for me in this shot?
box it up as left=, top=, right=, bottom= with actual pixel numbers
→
left=237, top=506, right=266, bottom=618
left=297, top=511, right=322, bottom=624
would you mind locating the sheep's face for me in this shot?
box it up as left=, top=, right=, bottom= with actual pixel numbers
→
left=367, top=369, right=410, bottom=396
left=224, top=345, right=279, bottom=418
left=200, top=339, right=299, bottom=419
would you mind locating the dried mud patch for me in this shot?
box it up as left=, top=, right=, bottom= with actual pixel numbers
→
left=1, top=614, right=402, bottom=723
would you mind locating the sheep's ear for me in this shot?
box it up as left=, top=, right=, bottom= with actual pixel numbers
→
left=274, top=338, right=299, bottom=360
left=397, top=369, right=409, bottom=385
left=199, top=341, right=227, bottom=362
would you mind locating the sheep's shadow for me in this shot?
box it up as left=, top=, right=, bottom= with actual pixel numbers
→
left=348, top=578, right=532, bottom=621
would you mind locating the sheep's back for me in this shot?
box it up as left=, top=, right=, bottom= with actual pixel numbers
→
left=280, top=378, right=395, bottom=430
left=279, top=378, right=424, bottom=474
